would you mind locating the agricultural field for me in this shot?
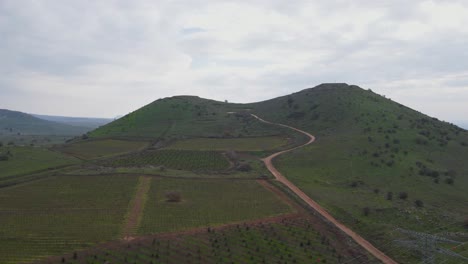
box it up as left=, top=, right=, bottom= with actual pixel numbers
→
left=138, top=178, right=294, bottom=234
left=99, top=150, right=230, bottom=172
left=59, top=139, right=149, bottom=160
left=0, top=175, right=138, bottom=264
left=165, top=136, right=289, bottom=151
left=42, top=215, right=376, bottom=264
left=0, top=146, right=79, bottom=179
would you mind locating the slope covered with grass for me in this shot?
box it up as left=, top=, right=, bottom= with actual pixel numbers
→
left=248, top=84, right=468, bottom=262
left=89, top=96, right=291, bottom=140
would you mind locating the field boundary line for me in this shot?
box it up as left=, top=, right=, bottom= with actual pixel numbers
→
left=252, top=113, right=398, bottom=264
left=122, top=176, right=151, bottom=240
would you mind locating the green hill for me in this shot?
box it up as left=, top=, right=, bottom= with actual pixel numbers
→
left=246, top=84, right=468, bottom=261
left=0, top=109, right=90, bottom=136
left=89, top=95, right=291, bottom=140
left=88, top=83, right=468, bottom=262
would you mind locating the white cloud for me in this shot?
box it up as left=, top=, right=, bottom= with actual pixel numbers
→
left=0, top=0, right=467, bottom=126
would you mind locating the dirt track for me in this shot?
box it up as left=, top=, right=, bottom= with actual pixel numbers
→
left=122, top=176, right=151, bottom=240
left=252, top=114, right=398, bottom=264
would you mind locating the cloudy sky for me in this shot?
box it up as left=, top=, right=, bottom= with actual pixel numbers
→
left=1, top=0, right=468, bottom=127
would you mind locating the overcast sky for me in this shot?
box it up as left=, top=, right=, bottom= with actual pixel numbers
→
left=1, top=0, right=467, bottom=127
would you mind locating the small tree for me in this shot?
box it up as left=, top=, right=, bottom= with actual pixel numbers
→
left=363, top=207, right=370, bottom=216
left=445, top=178, right=454, bottom=185
left=165, top=191, right=181, bottom=202
left=414, top=200, right=424, bottom=208
left=399, top=192, right=408, bottom=200
left=386, top=192, right=393, bottom=201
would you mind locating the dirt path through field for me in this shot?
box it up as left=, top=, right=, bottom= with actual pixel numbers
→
left=122, top=176, right=151, bottom=240
left=252, top=114, right=398, bottom=264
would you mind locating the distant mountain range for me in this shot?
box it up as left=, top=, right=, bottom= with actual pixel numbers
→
left=0, top=109, right=111, bottom=136
left=32, top=114, right=112, bottom=129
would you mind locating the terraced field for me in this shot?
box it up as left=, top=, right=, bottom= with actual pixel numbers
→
left=59, top=139, right=149, bottom=160
left=99, top=150, right=230, bottom=172
left=0, top=175, right=138, bottom=263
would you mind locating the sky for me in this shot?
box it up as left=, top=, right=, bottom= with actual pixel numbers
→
left=1, top=0, right=468, bottom=128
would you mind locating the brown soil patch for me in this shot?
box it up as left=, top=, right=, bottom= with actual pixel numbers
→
left=122, top=176, right=151, bottom=238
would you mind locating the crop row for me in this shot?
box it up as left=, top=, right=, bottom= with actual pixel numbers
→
left=48, top=217, right=356, bottom=264
left=100, top=150, right=229, bottom=171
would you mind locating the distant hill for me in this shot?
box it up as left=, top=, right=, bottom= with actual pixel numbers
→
left=33, top=114, right=112, bottom=129
left=0, top=109, right=90, bottom=136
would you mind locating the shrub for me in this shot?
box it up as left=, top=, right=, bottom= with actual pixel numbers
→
left=414, top=200, right=424, bottom=207
left=363, top=207, right=370, bottom=216
left=373, top=188, right=380, bottom=194
left=165, top=191, right=182, bottom=202
left=386, top=192, right=393, bottom=200
left=0, top=154, right=8, bottom=161
left=398, top=192, right=408, bottom=200
left=445, top=178, right=454, bottom=185
left=236, top=163, right=252, bottom=172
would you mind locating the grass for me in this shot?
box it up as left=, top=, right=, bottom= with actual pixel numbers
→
left=0, top=175, right=138, bottom=263
left=138, top=178, right=293, bottom=234
left=247, top=84, right=468, bottom=263
left=99, top=150, right=230, bottom=172
left=165, top=136, right=288, bottom=151
left=44, top=216, right=369, bottom=264
left=0, top=146, right=79, bottom=180
left=89, top=96, right=295, bottom=140
left=59, top=139, right=149, bottom=160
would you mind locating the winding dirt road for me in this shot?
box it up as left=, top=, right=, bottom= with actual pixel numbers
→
left=252, top=114, right=398, bottom=264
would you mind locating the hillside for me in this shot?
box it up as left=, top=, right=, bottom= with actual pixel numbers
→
left=247, top=83, right=468, bottom=262
left=89, top=96, right=297, bottom=140
left=0, top=109, right=90, bottom=136
left=85, top=83, right=468, bottom=263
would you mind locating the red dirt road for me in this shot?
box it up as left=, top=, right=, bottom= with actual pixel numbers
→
left=252, top=114, right=398, bottom=264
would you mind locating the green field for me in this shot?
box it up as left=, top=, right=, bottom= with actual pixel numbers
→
left=165, top=136, right=288, bottom=151
left=0, top=175, right=138, bottom=263
left=99, top=150, right=230, bottom=172
left=45, top=216, right=372, bottom=264
left=0, top=146, right=79, bottom=179
left=59, top=139, right=149, bottom=160
left=138, top=178, right=293, bottom=234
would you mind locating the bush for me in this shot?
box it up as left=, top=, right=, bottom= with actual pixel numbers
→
left=363, top=207, right=370, bottom=216
left=386, top=192, right=393, bottom=200
left=0, top=154, right=8, bottom=161
left=445, top=178, right=454, bottom=185
left=165, top=191, right=182, bottom=202
left=414, top=200, right=424, bottom=207
left=236, top=163, right=252, bottom=172
left=398, top=192, right=408, bottom=200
